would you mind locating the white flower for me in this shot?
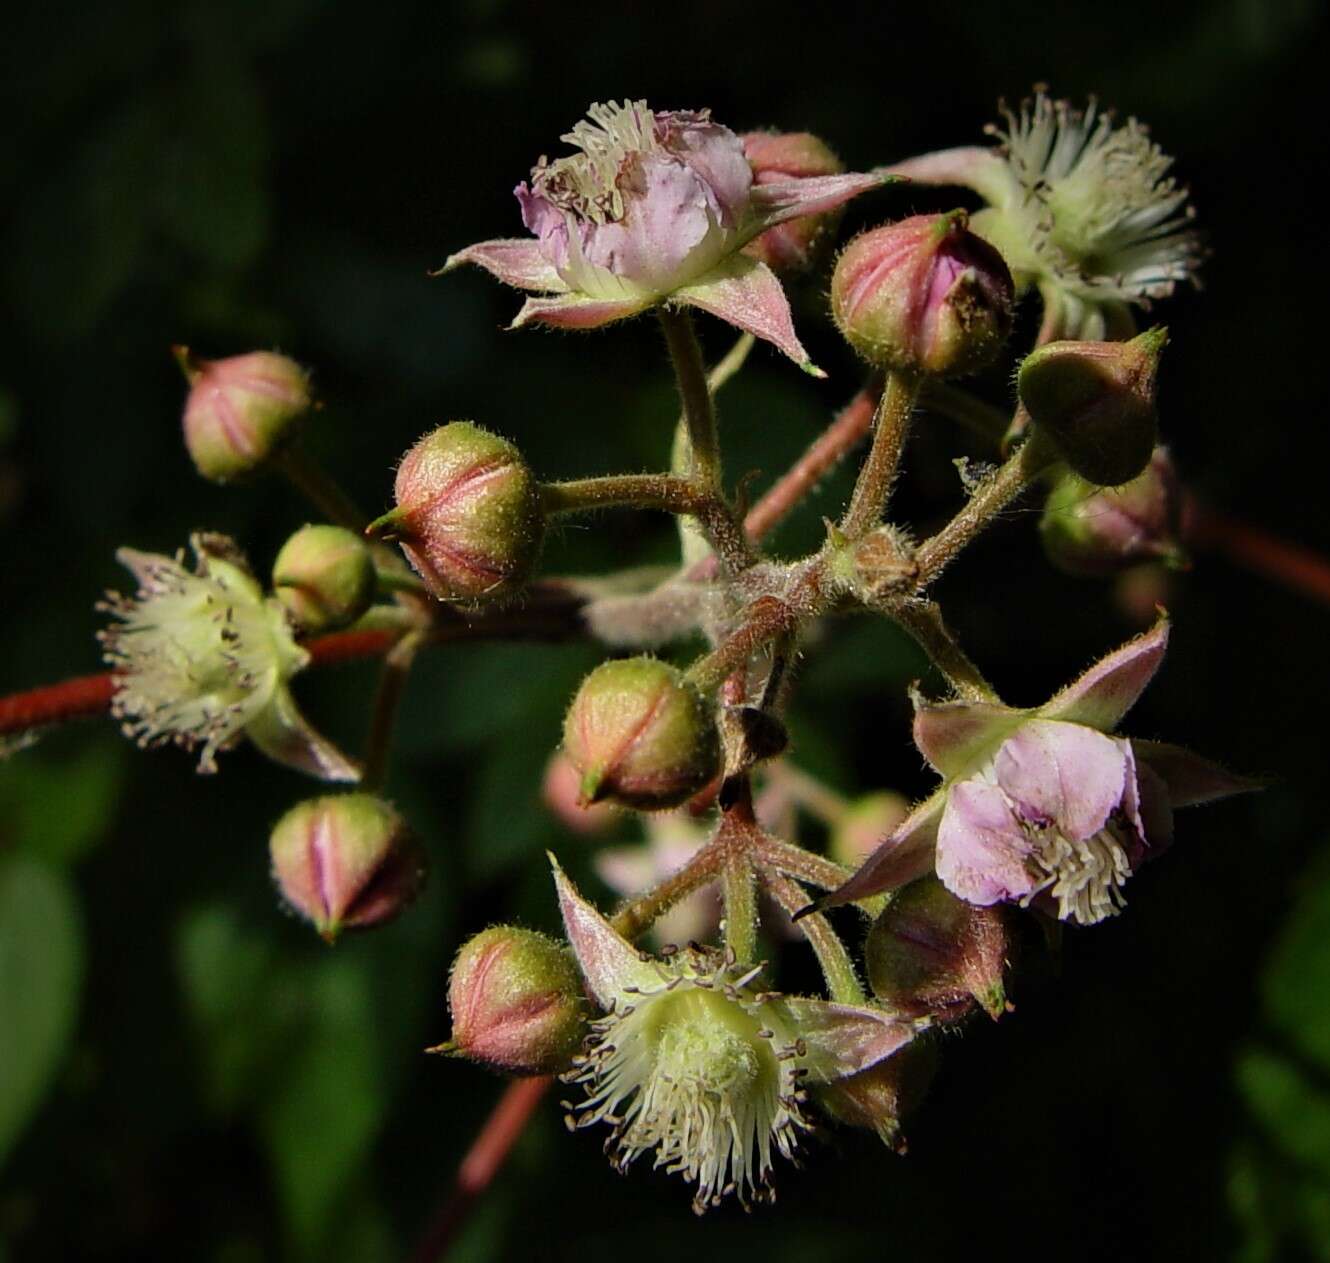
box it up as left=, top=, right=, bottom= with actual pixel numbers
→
left=98, top=533, right=358, bottom=780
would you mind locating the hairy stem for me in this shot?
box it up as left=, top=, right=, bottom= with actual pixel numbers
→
left=609, top=833, right=727, bottom=941
left=841, top=370, right=920, bottom=539
left=883, top=600, right=998, bottom=702
left=659, top=307, right=723, bottom=492
left=541, top=473, right=712, bottom=517
left=721, top=843, right=760, bottom=964
left=762, top=868, right=865, bottom=1005
left=751, top=830, right=853, bottom=892
left=685, top=597, right=799, bottom=695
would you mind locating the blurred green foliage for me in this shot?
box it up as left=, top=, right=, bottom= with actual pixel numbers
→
left=1, top=0, right=1327, bottom=1259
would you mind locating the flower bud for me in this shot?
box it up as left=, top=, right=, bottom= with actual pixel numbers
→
left=814, top=1042, right=937, bottom=1152
left=269, top=794, right=426, bottom=942
left=542, top=751, right=621, bottom=836
left=440, top=926, right=587, bottom=1075
left=864, top=876, right=1008, bottom=1022
left=272, top=524, right=377, bottom=633
left=1040, top=447, right=1186, bottom=577
left=831, top=211, right=1015, bottom=377
left=379, top=422, right=544, bottom=604
left=1017, top=327, right=1166, bottom=485
left=562, top=657, right=720, bottom=811
left=176, top=348, right=310, bottom=483
left=829, top=791, right=911, bottom=868
left=742, top=131, right=845, bottom=274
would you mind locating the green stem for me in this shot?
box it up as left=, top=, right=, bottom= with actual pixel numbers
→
left=883, top=600, right=998, bottom=702
left=721, top=845, right=760, bottom=964
left=913, top=429, right=1058, bottom=588
left=272, top=443, right=369, bottom=533
left=750, top=830, right=853, bottom=892
left=840, top=370, right=920, bottom=539
left=360, top=629, right=425, bottom=790
left=762, top=868, right=865, bottom=1005
left=659, top=307, right=722, bottom=491
left=608, top=834, right=726, bottom=941
left=541, top=473, right=710, bottom=517
left=685, top=597, right=798, bottom=695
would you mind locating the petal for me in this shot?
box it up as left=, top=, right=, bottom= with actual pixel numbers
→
left=880, top=147, right=1018, bottom=208
left=439, top=238, right=570, bottom=292
left=510, top=293, right=650, bottom=330
left=550, top=855, right=661, bottom=1009
left=1040, top=618, right=1169, bottom=731
left=673, top=255, right=822, bottom=375
left=245, top=685, right=361, bottom=783
left=1131, top=739, right=1264, bottom=808
left=813, top=789, right=946, bottom=912
left=993, top=719, right=1128, bottom=840
left=911, top=690, right=1025, bottom=779
left=749, top=171, right=890, bottom=228
left=936, top=779, right=1040, bottom=907
left=1132, top=757, right=1175, bottom=861
left=776, top=996, right=916, bottom=1083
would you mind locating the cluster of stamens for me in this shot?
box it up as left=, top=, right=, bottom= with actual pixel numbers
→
left=533, top=100, right=662, bottom=225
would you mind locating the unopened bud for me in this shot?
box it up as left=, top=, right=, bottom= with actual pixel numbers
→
left=272, top=524, right=377, bottom=633
left=1018, top=328, right=1166, bottom=486
left=742, top=131, right=845, bottom=274
left=864, top=875, right=1008, bottom=1022
left=1041, top=446, right=1186, bottom=576
left=562, top=657, right=720, bottom=811
left=439, top=926, right=587, bottom=1075
left=376, top=421, right=544, bottom=604
left=829, top=791, right=911, bottom=868
left=269, top=794, right=425, bottom=942
left=542, top=751, right=621, bottom=836
left=176, top=348, right=310, bottom=483
left=815, top=1042, right=937, bottom=1152
left=831, top=211, right=1014, bottom=377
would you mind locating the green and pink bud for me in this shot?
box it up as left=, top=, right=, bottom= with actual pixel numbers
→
left=272, top=524, right=377, bottom=633
left=175, top=348, right=310, bottom=483
left=741, top=131, right=846, bottom=274
left=562, top=657, right=720, bottom=811
left=831, top=211, right=1014, bottom=377
left=439, top=926, right=587, bottom=1075
left=269, top=794, right=426, bottom=942
left=375, top=422, right=545, bottom=604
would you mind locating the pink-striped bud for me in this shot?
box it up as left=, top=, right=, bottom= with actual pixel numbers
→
left=272, top=524, right=377, bottom=633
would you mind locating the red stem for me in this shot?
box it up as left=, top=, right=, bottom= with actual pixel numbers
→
left=1190, top=503, right=1330, bottom=608
left=408, top=1076, right=552, bottom=1263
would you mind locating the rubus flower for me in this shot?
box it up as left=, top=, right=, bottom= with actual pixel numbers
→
left=98, top=533, right=358, bottom=780
left=816, top=619, right=1254, bottom=925
left=443, top=100, right=887, bottom=373
left=889, top=90, right=1202, bottom=339
left=552, top=859, right=918, bottom=1212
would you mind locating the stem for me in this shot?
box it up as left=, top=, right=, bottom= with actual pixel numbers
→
left=608, top=833, right=726, bottom=941
left=751, top=831, right=853, bottom=892
left=659, top=307, right=722, bottom=491
left=360, top=629, right=425, bottom=790
left=743, top=378, right=882, bottom=545
left=884, top=600, right=997, bottom=702
left=271, top=443, right=369, bottom=533
left=920, top=380, right=1007, bottom=447
left=407, top=1076, right=551, bottom=1263
left=685, top=597, right=798, bottom=695
left=707, top=331, right=756, bottom=394
left=721, top=844, right=760, bottom=964
left=840, top=371, right=920, bottom=539
left=762, top=868, right=865, bottom=1005
left=913, top=429, right=1058, bottom=588
left=541, top=474, right=710, bottom=517
left=1189, top=503, right=1330, bottom=608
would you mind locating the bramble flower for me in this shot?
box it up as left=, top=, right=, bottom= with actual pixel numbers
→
left=553, top=859, right=917, bottom=1211
left=889, top=90, right=1202, bottom=339
left=98, top=533, right=358, bottom=779
left=444, top=100, right=887, bottom=373
left=819, top=620, right=1254, bottom=925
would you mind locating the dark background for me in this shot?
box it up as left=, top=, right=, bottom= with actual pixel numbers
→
left=2, top=0, right=1328, bottom=1259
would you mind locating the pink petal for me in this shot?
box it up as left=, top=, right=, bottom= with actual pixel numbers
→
left=440, top=239, right=570, bottom=293
left=550, top=856, right=660, bottom=1009
left=510, top=293, right=650, bottom=331
left=1131, top=739, right=1263, bottom=808
left=936, top=779, right=1040, bottom=907
left=777, top=997, right=916, bottom=1082
left=1040, top=619, right=1169, bottom=731
left=912, top=692, right=1023, bottom=778
left=993, top=719, right=1128, bottom=840
left=673, top=255, right=823, bottom=375
left=880, top=147, right=1016, bottom=206
left=246, top=686, right=361, bottom=783
left=814, top=790, right=946, bottom=911
left=749, top=171, right=889, bottom=228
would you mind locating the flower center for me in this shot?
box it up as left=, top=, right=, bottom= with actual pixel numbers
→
left=1026, top=820, right=1132, bottom=926
left=532, top=100, right=660, bottom=226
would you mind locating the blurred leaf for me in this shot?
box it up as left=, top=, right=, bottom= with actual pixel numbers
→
left=0, top=855, right=83, bottom=1167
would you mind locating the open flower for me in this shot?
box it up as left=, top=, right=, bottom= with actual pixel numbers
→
left=888, top=90, right=1202, bottom=339
left=444, top=100, right=887, bottom=373
left=817, top=619, right=1254, bottom=925
left=552, top=859, right=917, bottom=1211
left=98, top=533, right=358, bottom=780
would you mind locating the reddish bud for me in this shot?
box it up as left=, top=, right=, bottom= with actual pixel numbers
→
left=742, top=131, right=845, bottom=273
left=562, top=657, right=720, bottom=811
left=176, top=348, right=310, bottom=483
left=831, top=211, right=1014, bottom=377
left=272, top=524, right=377, bottom=633
left=441, top=926, right=587, bottom=1075
left=269, top=794, right=425, bottom=942
left=378, top=422, right=544, bottom=604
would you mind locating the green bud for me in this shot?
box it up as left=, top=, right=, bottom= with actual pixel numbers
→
left=562, top=657, right=721, bottom=811
left=1018, top=328, right=1166, bottom=486
left=272, top=524, right=376, bottom=633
